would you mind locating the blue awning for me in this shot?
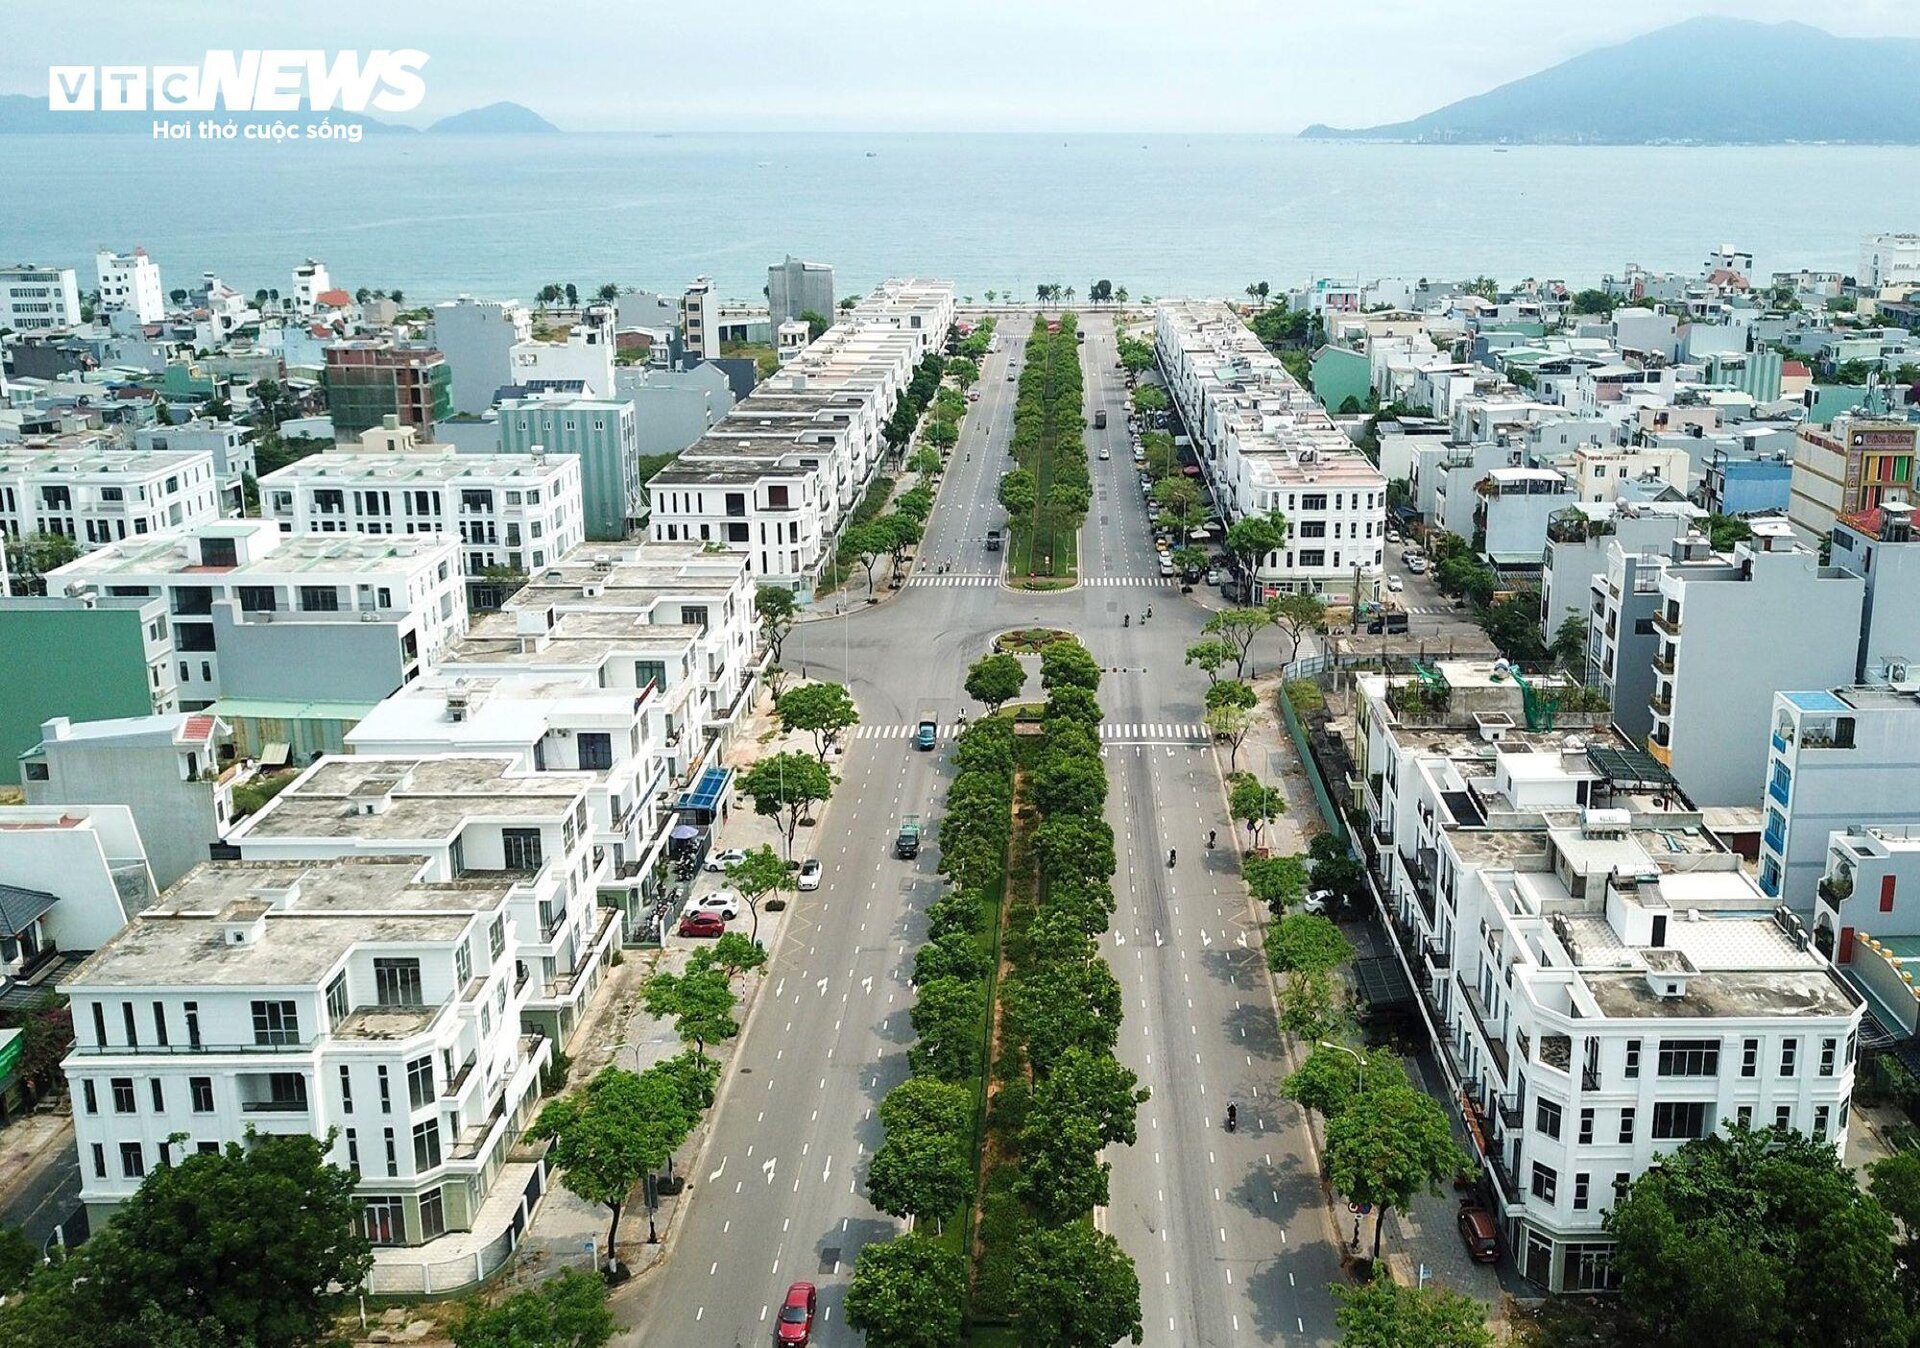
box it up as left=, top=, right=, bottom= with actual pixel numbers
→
left=676, top=766, right=733, bottom=814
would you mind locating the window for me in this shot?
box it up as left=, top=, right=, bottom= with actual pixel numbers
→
left=1574, top=1173, right=1591, bottom=1211
left=112, top=1078, right=135, bottom=1113
left=237, top=585, right=277, bottom=613
left=634, top=659, right=666, bottom=692
left=1775, top=1105, right=1793, bottom=1131
left=577, top=731, right=613, bottom=771
left=185, top=1002, right=200, bottom=1048
left=1624, top=1039, right=1641, bottom=1078
left=92, top=1001, right=106, bottom=1046
left=1780, top=1039, right=1798, bottom=1077
left=82, top=1079, right=97, bottom=1114
left=455, top=941, right=472, bottom=986
left=1651, top=1101, right=1709, bottom=1140
left=420, top=1186, right=446, bottom=1240
left=251, top=1000, right=300, bottom=1046
left=149, top=1078, right=164, bottom=1111
left=197, top=1141, right=219, bottom=1156
left=1882, top=874, right=1897, bottom=912
left=345, top=1128, right=360, bottom=1174
left=91, top=1143, right=105, bottom=1178
left=1578, top=1107, right=1594, bottom=1144
left=1656, top=1039, right=1719, bottom=1077
left=488, top=916, right=505, bottom=961
left=1298, top=549, right=1326, bottom=567
left=339, top=1064, right=354, bottom=1112
left=1619, top=1108, right=1635, bottom=1143
left=298, top=586, right=340, bottom=612
left=383, top=1127, right=397, bottom=1176
left=373, top=958, right=423, bottom=1008
left=1814, top=1104, right=1831, bottom=1137
left=1564, top=1242, right=1619, bottom=1292
left=679, top=604, right=709, bottom=631
left=152, top=1002, right=168, bottom=1047
left=190, top=1077, right=214, bottom=1112
left=378, top=1065, right=392, bottom=1114
left=1819, top=1038, right=1837, bottom=1077
left=1536, top=1099, right=1563, bottom=1140
left=502, top=828, right=544, bottom=871
left=406, top=1056, right=434, bottom=1109
left=122, top=1001, right=139, bottom=1047
left=1741, top=1038, right=1758, bottom=1078
left=326, top=973, right=349, bottom=1025
left=120, top=1142, right=145, bottom=1179
left=412, top=1119, right=442, bottom=1171
left=362, top=1195, right=405, bottom=1246
left=1531, top=1163, right=1558, bottom=1203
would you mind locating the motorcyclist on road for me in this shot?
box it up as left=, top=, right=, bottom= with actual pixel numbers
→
left=1207, top=830, right=1217, bottom=850
left=1167, top=847, right=1177, bottom=868
left=1226, top=1103, right=1238, bottom=1132
left=1124, top=613, right=1130, bottom=627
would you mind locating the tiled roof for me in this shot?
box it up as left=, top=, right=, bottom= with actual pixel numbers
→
left=180, top=714, right=220, bottom=743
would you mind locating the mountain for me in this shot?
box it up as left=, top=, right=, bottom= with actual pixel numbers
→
left=1301, top=18, right=1920, bottom=145
left=428, top=102, right=558, bottom=134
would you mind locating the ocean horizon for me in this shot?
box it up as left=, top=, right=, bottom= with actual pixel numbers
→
left=4, top=132, right=1917, bottom=304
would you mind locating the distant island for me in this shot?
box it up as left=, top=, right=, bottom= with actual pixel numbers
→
left=0, top=94, right=559, bottom=135
left=1301, top=17, right=1920, bottom=146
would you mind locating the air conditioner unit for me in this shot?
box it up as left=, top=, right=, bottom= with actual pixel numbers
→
left=360, top=611, right=377, bottom=622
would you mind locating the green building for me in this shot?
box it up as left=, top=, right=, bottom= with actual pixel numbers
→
left=0, top=597, right=172, bottom=767
left=1706, top=349, right=1784, bottom=403
left=1309, top=345, right=1372, bottom=414
left=496, top=396, right=641, bottom=541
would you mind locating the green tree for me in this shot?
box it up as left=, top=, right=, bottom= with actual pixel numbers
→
left=3, top=531, right=79, bottom=593
left=1325, top=1084, right=1465, bottom=1260
left=800, top=307, right=831, bottom=342
left=0, top=1131, right=370, bottom=1348
left=878, top=511, right=923, bottom=574
left=1549, top=612, right=1589, bottom=670
left=1031, top=1046, right=1148, bottom=1146
left=840, top=521, right=889, bottom=592
left=1265, top=593, right=1329, bottom=662
left=1009, top=957, right=1122, bottom=1065
left=530, top=1068, right=694, bottom=1267
left=697, top=929, right=771, bottom=983
left=1333, top=1271, right=1493, bottom=1348
left=948, top=356, right=980, bottom=388
left=964, top=652, right=1027, bottom=713
left=1016, top=1106, right=1108, bottom=1222
left=1308, top=832, right=1367, bottom=913
left=1045, top=683, right=1103, bottom=728
left=776, top=681, right=860, bottom=762
left=908, top=446, right=943, bottom=477
left=1872, top=1150, right=1920, bottom=1303
left=754, top=583, right=798, bottom=664
left=869, top=1078, right=973, bottom=1229
left=1012, top=1223, right=1144, bottom=1348
left=1568, top=288, right=1615, bottom=315
left=1267, top=912, right=1354, bottom=976
left=845, top=1235, right=967, bottom=1348
left=907, top=976, right=986, bottom=1083
left=1244, top=853, right=1309, bottom=912
left=1185, top=638, right=1236, bottom=686
left=1204, top=608, right=1273, bottom=678
left=720, top=846, right=789, bottom=945
left=1229, top=772, right=1285, bottom=850
left=1277, top=968, right=1344, bottom=1041
left=1039, top=639, right=1102, bottom=693
left=737, top=751, right=834, bottom=859
left=1206, top=697, right=1257, bottom=773
left=451, top=1268, right=615, bottom=1348
left=924, top=419, right=959, bottom=449
left=1283, top=1044, right=1408, bottom=1122
left=914, top=928, right=989, bottom=984
left=1224, top=511, right=1289, bottom=580
left=999, top=467, right=1038, bottom=516
left=641, top=965, right=739, bottom=1059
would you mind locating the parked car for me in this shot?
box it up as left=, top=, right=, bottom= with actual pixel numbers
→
left=1386, top=575, right=1404, bottom=592
left=1301, top=889, right=1332, bottom=916
left=776, top=1281, right=818, bottom=1344
left=691, top=891, right=741, bottom=920
left=797, top=859, right=823, bottom=891
left=1205, top=568, right=1222, bottom=586
left=677, top=912, right=726, bottom=939
left=1457, top=1205, right=1500, bottom=1263
left=1158, top=556, right=1175, bottom=576
left=704, top=848, right=748, bottom=872
left=1405, top=556, right=1429, bottom=575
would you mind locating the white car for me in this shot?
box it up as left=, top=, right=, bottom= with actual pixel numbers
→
left=1301, top=889, right=1333, bottom=916
left=691, top=891, right=742, bottom=920
left=1405, top=557, right=1428, bottom=575
left=704, top=848, right=749, bottom=873
left=797, top=859, right=823, bottom=891
left=1098, top=447, right=1111, bottom=461
left=1387, top=576, right=1404, bottom=593
left=1158, top=556, right=1176, bottom=577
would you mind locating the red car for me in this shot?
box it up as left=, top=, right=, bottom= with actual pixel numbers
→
left=1457, top=1204, right=1500, bottom=1263
left=776, top=1281, right=817, bottom=1344
left=677, top=912, right=726, bottom=939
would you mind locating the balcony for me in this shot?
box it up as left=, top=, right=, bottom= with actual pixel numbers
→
left=1497, top=1091, right=1524, bottom=1129
left=1649, top=692, right=1672, bottom=717
left=1652, top=651, right=1675, bottom=677
left=1652, top=610, right=1683, bottom=636
left=1764, top=821, right=1787, bottom=854
left=1461, top=984, right=1511, bottom=1079
left=1769, top=776, right=1791, bottom=808
left=1400, top=846, right=1438, bottom=926
left=1423, top=936, right=1452, bottom=971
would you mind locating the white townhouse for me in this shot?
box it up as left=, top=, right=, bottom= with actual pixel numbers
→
left=258, top=421, right=584, bottom=606
left=0, top=447, right=220, bottom=549
left=0, top=265, right=81, bottom=332
left=1155, top=300, right=1387, bottom=600
left=94, top=249, right=165, bottom=327
left=47, top=521, right=466, bottom=710
left=225, top=754, right=623, bottom=1050
left=1356, top=660, right=1864, bottom=1293
left=61, top=856, right=552, bottom=1261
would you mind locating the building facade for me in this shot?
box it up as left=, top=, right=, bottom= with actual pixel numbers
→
left=324, top=343, right=454, bottom=440
left=431, top=297, right=534, bottom=416
left=94, top=249, right=165, bottom=326
left=0, top=266, right=81, bottom=333
left=767, top=256, right=835, bottom=328
left=1791, top=415, right=1917, bottom=541
left=494, top=395, right=639, bottom=542
left=0, top=447, right=221, bottom=549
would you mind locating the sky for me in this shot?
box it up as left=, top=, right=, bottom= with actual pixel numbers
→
left=6, top=1, right=1920, bottom=132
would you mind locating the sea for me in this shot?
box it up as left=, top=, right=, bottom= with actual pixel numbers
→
left=4, top=132, right=1920, bottom=302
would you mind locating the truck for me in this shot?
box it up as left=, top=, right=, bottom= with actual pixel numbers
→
left=985, top=527, right=1002, bottom=552
left=895, top=814, right=922, bottom=859
left=914, top=715, right=938, bottom=751
left=1366, top=608, right=1410, bottom=635
left=1094, top=409, right=1108, bottom=429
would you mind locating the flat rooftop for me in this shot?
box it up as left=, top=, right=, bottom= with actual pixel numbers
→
left=236, top=755, right=590, bottom=842
left=53, top=531, right=451, bottom=580
left=1584, top=967, right=1854, bottom=1020
left=259, top=450, right=572, bottom=486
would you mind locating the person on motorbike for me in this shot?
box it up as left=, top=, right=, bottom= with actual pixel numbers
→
left=1167, top=847, right=1177, bottom=868
left=1226, top=1102, right=1238, bottom=1132
left=1207, top=830, right=1217, bottom=850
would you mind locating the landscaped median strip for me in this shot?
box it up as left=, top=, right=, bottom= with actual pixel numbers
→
left=1000, top=313, right=1088, bottom=584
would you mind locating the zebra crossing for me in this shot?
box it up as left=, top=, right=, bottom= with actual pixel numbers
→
left=1084, top=576, right=1179, bottom=588
left=851, top=722, right=1206, bottom=742
left=902, top=573, right=1179, bottom=589
left=904, top=574, right=1001, bottom=587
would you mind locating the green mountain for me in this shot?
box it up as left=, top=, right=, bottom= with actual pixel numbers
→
left=427, top=102, right=559, bottom=134
left=1301, top=18, right=1920, bottom=145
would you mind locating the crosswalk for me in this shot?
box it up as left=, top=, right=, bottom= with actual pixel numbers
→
left=1084, top=576, right=1180, bottom=588
left=902, top=573, right=1179, bottom=589
left=851, top=722, right=1206, bottom=742
left=904, top=574, right=1001, bottom=587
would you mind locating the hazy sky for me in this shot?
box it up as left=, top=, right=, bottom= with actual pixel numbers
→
left=7, top=1, right=1920, bottom=132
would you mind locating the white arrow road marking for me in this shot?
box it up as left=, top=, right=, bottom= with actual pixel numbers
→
left=709, top=1157, right=727, bottom=1181
left=762, top=1157, right=778, bottom=1184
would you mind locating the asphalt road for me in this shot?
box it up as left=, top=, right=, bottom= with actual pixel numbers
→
left=619, top=312, right=1341, bottom=1345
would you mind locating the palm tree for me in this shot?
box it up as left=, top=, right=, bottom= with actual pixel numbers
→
left=1064, top=285, right=1076, bottom=304
left=1115, top=285, right=1130, bottom=304
left=1246, top=283, right=1260, bottom=306
left=985, top=289, right=997, bottom=304
left=598, top=282, right=619, bottom=302
left=389, top=290, right=404, bottom=305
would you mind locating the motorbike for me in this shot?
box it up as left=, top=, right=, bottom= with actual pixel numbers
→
left=1225, top=1105, right=1238, bottom=1133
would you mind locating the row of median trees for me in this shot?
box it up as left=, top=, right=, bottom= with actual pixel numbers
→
left=999, top=315, right=1089, bottom=582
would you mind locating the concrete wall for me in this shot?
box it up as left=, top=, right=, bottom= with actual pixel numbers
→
left=211, top=608, right=410, bottom=704
left=0, top=604, right=158, bottom=767
left=26, top=739, right=217, bottom=893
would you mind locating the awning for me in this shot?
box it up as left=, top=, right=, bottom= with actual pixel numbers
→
left=676, top=766, right=734, bottom=815
left=0, top=884, right=58, bottom=940
left=1351, top=955, right=1415, bottom=1010
left=260, top=741, right=291, bottom=768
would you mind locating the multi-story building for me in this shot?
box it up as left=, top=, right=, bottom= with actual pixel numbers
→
left=1830, top=500, right=1920, bottom=684
left=1156, top=300, right=1387, bottom=599
left=0, top=804, right=154, bottom=998
left=648, top=279, right=955, bottom=595
left=1791, top=414, right=1917, bottom=540
left=508, top=309, right=615, bottom=398
left=1627, top=522, right=1865, bottom=806
left=1539, top=502, right=1698, bottom=647
left=0, top=265, right=80, bottom=332
left=1467, top=468, right=1574, bottom=576
left=0, top=594, right=177, bottom=764
left=0, top=447, right=220, bottom=548
left=60, top=854, right=554, bottom=1255
left=1862, top=234, right=1920, bottom=292
left=47, top=521, right=466, bottom=710
left=431, top=297, right=534, bottom=416
left=290, top=259, right=332, bottom=315
left=324, top=343, right=454, bottom=440
left=94, top=249, right=164, bottom=326
left=1357, top=661, right=1864, bottom=1292
left=227, top=754, right=623, bottom=1047
left=132, top=420, right=256, bottom=517
left=681, top=277, right=720, bottom=363
left=23, top=712, right=240, bottom=893
left=767, top=256, right=835, bottom=329
left=1761, top=687, right=1920, bottom=912
left=258, top=421, right=584, bottom=601
left=495, top=394, right=639, bottom=542
left=1566, top=444, right=1692, bottom=506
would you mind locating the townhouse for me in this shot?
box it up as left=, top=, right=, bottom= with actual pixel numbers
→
left=1791, top=414, right=1918, bottom=540
left=0, top=447, right=220, bottom=549
left=1357, top=661, right=1864, bottom=1292
left=1155, top=300, right=1387, bottom=600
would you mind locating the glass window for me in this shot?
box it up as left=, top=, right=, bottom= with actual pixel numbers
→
left=1780, top=1039, right=1798, bottom=1077
left=420, top=1186, right=446, bottom=1240
left=1573, top=1173, right=1591, bottom=1211
left=1618, top=1108, right=1635, bottom=1143
left=455, top=941, right=472, bottom=986
left=190, top=1076, right=214, bottom=1112
left=326, top=973, right=349, bottom=1025
left=82, top=1079, right=97, bottom=1114
left=339, top=1064, right=354, bottom=1112
left=383, top=1127, right=397, bottom=1176
left=111, top=1078, right=136, bottom=1113
left=378, top=1065, right=392, bottom=1113
left=412, top=1119, right=442, bottom=1171
left=346, top=1128, right=360, bottom=1174
left=1741, top=1038, right=1758, bottom=1078
left=488, top=916, right=506, bottom=960
left=1651, top=1101, right=1708, bottom=1140
left=1814, top=1104, right=1831, bottom=1137
left=1624, top=1039, right=1641, bottom=1078
left=1536, top=1099, right=1562, bottom=1140
left=120, top=1142, right=145, bottom=1179
left=1578, top=1107, right=1594, bottom=1144
left=91, top=1143, right=105, bottom=1178
left=1819, top=1038, right=1837, bottom=1077
left=1564, top=1242, right=1619, bottom=1292
left=502, top=828, right=544, bottom=871
left=361, top=1195, right=405, bottom=1246
left=1530, top=1163, right=1558, bottom=1203
left=1775, top=1105, right=1793, bottom=1131
left=250, top=1000, right=300, bottom=1046
left=373, top=958, right=423, bottom=1008
left=406, top=1056, right=434, bottom=1109
left=1656, top=1039, right=1719, bottom=1077
left=149, top=1078, right=164, bottom=1111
